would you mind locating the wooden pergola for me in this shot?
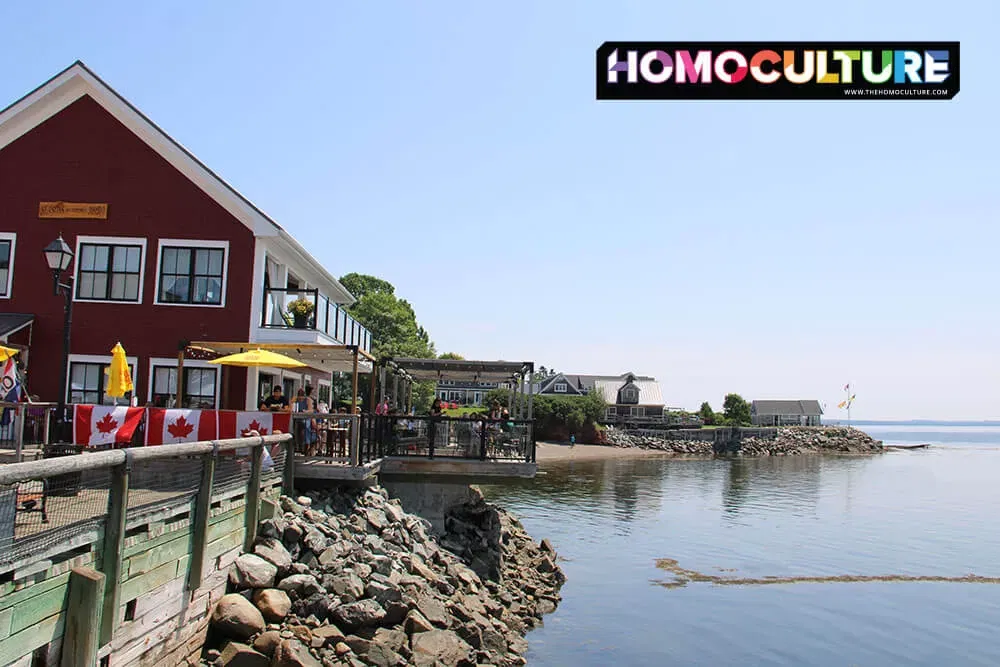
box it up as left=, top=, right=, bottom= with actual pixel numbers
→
left=182, top=341, right=378, bottom=414
left=383, top=358, right=535, bottom=418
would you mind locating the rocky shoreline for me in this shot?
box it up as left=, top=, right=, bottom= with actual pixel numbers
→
left=201, top=486, right=564, bottom=667
left=605, top=427, right=883, bottom=456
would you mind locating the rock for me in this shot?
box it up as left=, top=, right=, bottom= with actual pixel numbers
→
left=297, top=495, right=313, bottom=507
left=415, top=594, right=450, bottom=628
left=277, top=573, right=323, bottom=597
left=272, top=638, right=321, bottom=667
left=252, top=630, right=282, bottom=657
left=254, top=537, right=293, bottom=572
left=323, top=573, right=365, bottom=601
left=211, top=593, right=266, bottom=640
left=331, top=599, right=386, bottom=631
left=218, top=642, right=269, bottom=667
left=252, top=588, right=291, bottom=622
left=230, top=553, right=278, bottom=589
left=410, top=630, right=474, bottom=667
left=303, top=526, right=328, bottom=553
left=335, top=642, right=352, bottom=656
left=363, top=642, right=405, bottom=667
left=312, top=624, right=346, bottom=646
left=292, top=593, right=338, bottom=621
left=365, top=580, right=402, bottom=607
left=404, top=609, right=434, bottom=634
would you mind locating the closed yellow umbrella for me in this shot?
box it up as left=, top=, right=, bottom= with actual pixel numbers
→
left=105, top=342, right=134, bottom=398
left=207, top=348, right=307, bottom=369
left=0, top=345, right=18, bottom=362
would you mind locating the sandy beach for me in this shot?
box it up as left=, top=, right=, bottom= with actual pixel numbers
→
left=535, top=440, right=669, bottom=462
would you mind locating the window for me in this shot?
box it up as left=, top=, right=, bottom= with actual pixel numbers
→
left=317, top=383, right=331, bottom=407
left=157, top=244, right=226, bottom=305
left=76, top=243, right=143, bottom=301
left=151, top=366, right=218, bottom=408
left=69, top=359, right=137, bottom=405
left=0, top=234, right=13, bottom=297
left=554, top=383, right=567, bottom=393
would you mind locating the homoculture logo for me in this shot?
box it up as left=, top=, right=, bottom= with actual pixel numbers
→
left=596, top=42, right=960, bottom=100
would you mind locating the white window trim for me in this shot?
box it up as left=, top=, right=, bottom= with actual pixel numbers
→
left=0, top=232, right=15, bottom=299
left=66, top=354, right=139, bottom=404
left=153, top=238, right=230, bottom=308
left=147, top=357, right=221, bottom=407
left=72, top=235, right=148, bottom=305
left=554, top=383, right=567, bottom=393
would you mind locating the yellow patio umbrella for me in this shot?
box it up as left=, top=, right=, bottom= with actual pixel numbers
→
left=105, top=342, right=134, bottom=398
left=207, top=348, right=307, bottom=369
left=0, top=345, right=19, bottom=362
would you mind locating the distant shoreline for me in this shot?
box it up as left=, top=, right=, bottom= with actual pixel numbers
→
left=829, top=420, right=1000, bottom=426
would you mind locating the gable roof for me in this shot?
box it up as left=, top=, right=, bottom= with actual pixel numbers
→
left=538, top=372, right=656, bottom=393
left=0, top=61, right=354, bottom=305
left=535, top=373, right=585, bottom=395
left=593, top=379, right=664, bottom=406
left=751, top=400, right=823, bottom=416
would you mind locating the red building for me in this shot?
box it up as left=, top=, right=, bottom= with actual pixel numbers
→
left=0, top=62, right=371, bottom=411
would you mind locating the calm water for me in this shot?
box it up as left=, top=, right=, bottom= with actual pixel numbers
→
left=484, top=424, right=1000, bottom=666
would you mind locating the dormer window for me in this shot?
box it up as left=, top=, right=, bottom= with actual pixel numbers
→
left=554, top=383, right=567, bottom=393
left=618, top=385, right=640, bottom=404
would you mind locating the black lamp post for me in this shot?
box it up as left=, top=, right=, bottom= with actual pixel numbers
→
left=43, top=235, right=74, bottom=441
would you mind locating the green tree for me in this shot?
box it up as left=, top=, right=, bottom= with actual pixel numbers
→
left=722, top=393, right=751, bottom=426
left=698, top=401, right=716, bottom=425
left=339, top=273, right=395, bottom=301
left=339, top=274, right=438, bottom=413
left=438, top=352, right=465, bottom=360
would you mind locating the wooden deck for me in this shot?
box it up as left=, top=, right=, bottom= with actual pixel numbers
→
left=292, top=456, right=382, bottom=481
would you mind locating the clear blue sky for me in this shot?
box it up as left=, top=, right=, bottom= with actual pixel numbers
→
left=1, top=1, right=996, bottom=420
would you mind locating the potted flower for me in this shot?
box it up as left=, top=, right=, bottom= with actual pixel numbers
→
left=287, top=297, right=315, bottom=329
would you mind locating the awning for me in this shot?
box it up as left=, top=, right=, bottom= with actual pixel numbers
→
left=385, top=357, right=533, bottom=382
left=186, top=341, right=374, bottom=374
left=0, top=313, right=33, bottom=338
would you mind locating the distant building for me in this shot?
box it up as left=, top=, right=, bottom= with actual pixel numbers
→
left=535, top=372, right=666, bottom=422
left=750, top=400, right=823, bottom=426
left=435, top=379, right=499, bottom=406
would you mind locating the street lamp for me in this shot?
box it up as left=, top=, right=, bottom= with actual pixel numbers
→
left=43, top=235, right=74, bottom=441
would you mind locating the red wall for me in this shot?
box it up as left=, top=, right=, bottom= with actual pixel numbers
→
left=0, top=95, right=252, bottom=406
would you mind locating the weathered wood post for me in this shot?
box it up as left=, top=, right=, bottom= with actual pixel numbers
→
left=188, top=443, right=217, bottom=591
left=283, top=437, right=295, bottom=496
left=61, top=566, right=106, bottom=667
left=244, top=441, right=263, bottom=552
left=100, top=451, right=131, bottom=645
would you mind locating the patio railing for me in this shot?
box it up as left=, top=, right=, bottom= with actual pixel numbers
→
left=260, top=286, right=372, bottom=353
left=373, top=415, right=535, bottom=463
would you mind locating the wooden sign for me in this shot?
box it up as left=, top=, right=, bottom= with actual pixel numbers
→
left=38, top=202, right=108, bottom=220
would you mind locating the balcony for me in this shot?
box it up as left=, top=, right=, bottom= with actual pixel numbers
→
left=260, top=287, right=372, bottom=352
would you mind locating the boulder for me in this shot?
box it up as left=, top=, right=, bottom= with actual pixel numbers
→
left=211, top=594, right=266, bottom=640
left=277, top=573, right=323, bottom=597
left=324, top=573, right=365, bottom=601
left=312, top=624, right=347, bottom=646
left=331, top=599, right=386, bottom=631
left=252, top=630, right=282, bottom=657
left=252, top=588, right=291, bottom=622
left=415, top=594, right=450, bottom=628
left=410, top=630, right=474, bottom=667
left=272, top=638, right=321, bottom=667
left=218, top=641, right=269, bottom=667
left=230, top=553, right=278, bottom=589
left=404, top=609, right=434, bottom=634
left=253, top=537, right=293, bottom=572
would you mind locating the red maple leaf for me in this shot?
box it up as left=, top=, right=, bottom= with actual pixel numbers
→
left=167, top=415, right=195, bottom=439
left=241, top=420, right=268, bottom=436
left=96, top=412, right=119, bottom=434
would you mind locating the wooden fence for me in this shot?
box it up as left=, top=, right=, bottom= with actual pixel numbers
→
left=0, top=433, right=293, bottom=667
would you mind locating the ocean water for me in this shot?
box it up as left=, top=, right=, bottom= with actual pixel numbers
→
left=483, top=424, right=1000, bottom=666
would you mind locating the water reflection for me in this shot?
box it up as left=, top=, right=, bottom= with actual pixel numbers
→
left=483, top=447, right=1000, bottom=667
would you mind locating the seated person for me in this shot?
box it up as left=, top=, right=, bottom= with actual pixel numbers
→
left=260, top=386, right=290, bottom=412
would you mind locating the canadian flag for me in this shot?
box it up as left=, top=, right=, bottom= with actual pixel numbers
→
left=145, top=408, right=218, bottom=446
left=217, top=410, right=291, bottom=439
left=73, top=405, right=145, bottom=448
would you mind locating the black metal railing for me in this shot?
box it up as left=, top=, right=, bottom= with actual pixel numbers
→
left=260, top=287, right=372, bottom=352
left=374, top=415, right=535, bottom=462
